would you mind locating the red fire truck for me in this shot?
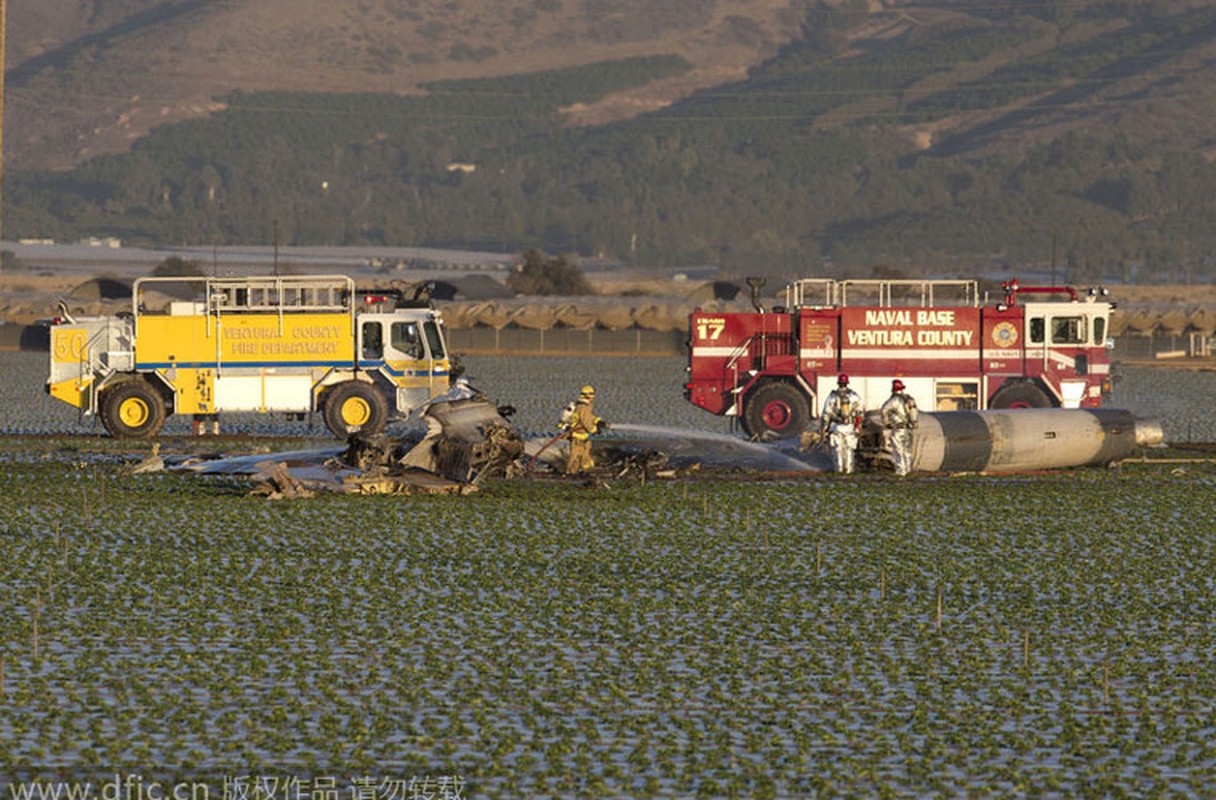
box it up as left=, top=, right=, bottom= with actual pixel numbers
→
left=686, top=278, right=1114, bottom=438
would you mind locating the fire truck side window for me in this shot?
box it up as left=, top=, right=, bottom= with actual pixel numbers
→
left=1051, top=316, right=1086, bottom=345
left=1029, top=318, right=1045, bottom=344
left=1093, top=317, right=1107, bottom=345
left=361, top=321, right=384, bottom=360
left=390, top=322, right=423, bottom=359
left=424, top=321, right=446, bottom=359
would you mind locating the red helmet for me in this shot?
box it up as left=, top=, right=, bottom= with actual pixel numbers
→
left=837, top=373, right=849, bottom=386
left=892, top=379, right=905, bottom=392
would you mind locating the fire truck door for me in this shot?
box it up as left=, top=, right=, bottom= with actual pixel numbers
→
left=1029, top=312, right=1090, bottom=371
left=360, top=320, right=384, bottom=362
left=1046, top=312, right=1091, bottom=406
left=1026, top=309, right=1091, bottom=406
left=1026, top=314, right=1048, bottom=370
left=386, top=320, right=435, bottom=412
left=388, top=320, right=425, bottom=361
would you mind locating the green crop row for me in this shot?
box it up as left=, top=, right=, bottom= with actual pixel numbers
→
left=1, top=455, right=1213, bottom=795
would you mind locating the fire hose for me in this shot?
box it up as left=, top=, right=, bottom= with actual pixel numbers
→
left=523, top=431, right=568, bottom=472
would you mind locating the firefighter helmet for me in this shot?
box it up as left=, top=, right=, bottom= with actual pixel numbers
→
left=892, top=379, right=905, bottom=392
left=579, top=384, right=596, bottom=397
left=837, top=373, right=849, bottom=386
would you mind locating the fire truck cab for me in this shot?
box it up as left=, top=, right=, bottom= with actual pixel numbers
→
left=686, top=277, right=1114, bottom=439
left=46, top=275, right=453, bottom=438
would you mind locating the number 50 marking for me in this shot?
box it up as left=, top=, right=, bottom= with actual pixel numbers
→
left=53, top=330, right=86, bottom=362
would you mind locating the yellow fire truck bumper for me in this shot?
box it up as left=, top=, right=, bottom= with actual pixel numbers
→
left=47, top=376, right=94, bottom=410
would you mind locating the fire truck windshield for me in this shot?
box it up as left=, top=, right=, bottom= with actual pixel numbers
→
left=424, top=321, right=446, bottom=359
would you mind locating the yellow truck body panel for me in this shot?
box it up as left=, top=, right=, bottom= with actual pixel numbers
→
left=135, top=312, right=356, bottom=369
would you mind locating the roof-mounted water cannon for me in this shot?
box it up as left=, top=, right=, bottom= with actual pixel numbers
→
left=356, top=281, right=436, bottom=310
left=746, top=277, right=767, bottom=314
left=404, top=281, right=435, bottom=308
left=1000, top=279, right=1079, bottom=309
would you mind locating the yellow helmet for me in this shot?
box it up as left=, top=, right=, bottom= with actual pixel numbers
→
left=580, top=384, right=596, bottom=397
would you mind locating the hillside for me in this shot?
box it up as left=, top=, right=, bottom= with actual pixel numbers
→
left=4, top=0, right=801, bottom=171
left=6, top=0, right=1216, bottom=279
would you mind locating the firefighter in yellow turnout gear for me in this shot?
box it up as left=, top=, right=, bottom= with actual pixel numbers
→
left=561, top=385, right=609, bottom=475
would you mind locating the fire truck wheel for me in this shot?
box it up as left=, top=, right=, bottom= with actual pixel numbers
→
left=743, top=382, right=809, bottom=439
left=101, top=380, right=167, bottom=439
left=323, top=382, right=389, bottom=437
left=990, top=382, right=1052, bottom=410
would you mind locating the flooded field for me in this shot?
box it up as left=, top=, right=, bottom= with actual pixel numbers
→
left=2, top=351, right=1215, bottom=795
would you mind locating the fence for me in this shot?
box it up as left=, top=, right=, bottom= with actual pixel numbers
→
left=445, top=327, right=685, bottom=356
left=1112, top=332, right=1215, bottom=360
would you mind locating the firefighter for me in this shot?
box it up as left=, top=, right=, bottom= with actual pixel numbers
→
left=880, top=379, right=919, bottom=476
left=820, top=373, right=863, bottom=474
left=562, top=384, right=609, bottom=475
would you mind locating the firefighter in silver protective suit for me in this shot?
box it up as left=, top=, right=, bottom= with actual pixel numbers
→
left=820, top=373, right=863, bottom=474
left=880, top=379, right=919, bottom=476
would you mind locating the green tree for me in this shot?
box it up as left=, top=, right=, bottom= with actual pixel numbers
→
left=1, top=250, right=26, bottom=273
left=507, top=249, right=593, bottom=295
left=151, top=256, right=206, bottom=277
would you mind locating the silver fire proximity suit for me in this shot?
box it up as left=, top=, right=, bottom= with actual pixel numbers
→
left=821, top=387, right=863, bottom=474
left=880, top=390, right=919, bottom=476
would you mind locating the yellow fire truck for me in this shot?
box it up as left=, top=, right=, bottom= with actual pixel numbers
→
left=46, top=275, right=454, bottom=438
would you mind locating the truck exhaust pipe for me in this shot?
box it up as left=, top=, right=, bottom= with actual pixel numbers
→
left=746, top=277, right=766, bottom=313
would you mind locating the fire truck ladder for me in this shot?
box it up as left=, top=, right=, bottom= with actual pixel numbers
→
left=202, top=275, right=354, bottom=316
left=723, top=329, right=796, bottom=400
left=724, top=336, right=758, bottom=402
left=785, top=278, right=980, bottom=308
left=132, top=275, right=355, bottom=326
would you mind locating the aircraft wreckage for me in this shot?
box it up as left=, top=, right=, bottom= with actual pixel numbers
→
left=145, top=382, right=1165, bottom=498
left=165, top=395, right=822, bottom=499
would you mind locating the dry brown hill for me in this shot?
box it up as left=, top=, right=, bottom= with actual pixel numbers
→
left=11, top=0, right=1216, bottom=174
left=5, top=0, right=803, bottom=171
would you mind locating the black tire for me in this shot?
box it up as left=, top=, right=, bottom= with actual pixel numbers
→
left=101, top=380, right=167, bottom=439
left=990, top=382, right=1052, bottom=409
left=323, top=381, right=389, bottom=437
left=742, top=382, right=810, bottom=439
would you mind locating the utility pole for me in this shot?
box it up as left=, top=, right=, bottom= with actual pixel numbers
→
left=1050, top=230, right=1058, bottom=287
